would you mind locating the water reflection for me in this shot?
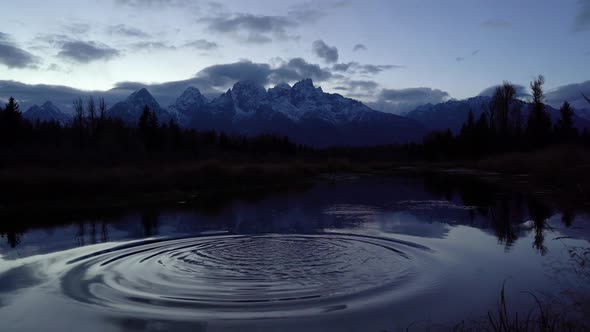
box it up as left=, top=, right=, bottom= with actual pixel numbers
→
left=0, top=175, right=586, bottom=256
left=1, top=175, right=590, bottom=331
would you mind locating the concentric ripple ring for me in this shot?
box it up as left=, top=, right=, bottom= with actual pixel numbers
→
left=61, top=233, right=430, bottom=319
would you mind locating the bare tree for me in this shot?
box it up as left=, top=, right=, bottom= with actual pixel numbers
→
left=87, top=96, right=96, bottom=124
left=491, top=81, right=516, bottom=135
left=98, top=97, right=107, bottom=120
left=73, top=97, right=85, bottom=128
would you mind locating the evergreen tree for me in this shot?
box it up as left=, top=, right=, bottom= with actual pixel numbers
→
left=138, top=105, right=159, bottom=150
left=3, top=97, right=22, bottom=124
left=526, top=75, right=551, bottom=147
left=554, top=101, right=578, bottom=142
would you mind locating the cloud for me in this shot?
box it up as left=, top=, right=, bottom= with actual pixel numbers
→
left=129, top=41, right=176, bottom=51
left=115, top=0, right=191, bottom=8
left=0, top=33, right=41, bottom=69
left=472, top=49, right=480, bottom=56
left=369, top=87, right=451, bottom=114
left=64, top=23, right=91, bottom=35
left=332, top=61, right=401, bottom=74
left=478, top=84, right=529, bottom=99
left=333, top=80, right=379, bottom=98
left=575, top=0, right=590, bottom=31
left=270, top=58, right=332, bottom=83
left=194, top=58, right=332, bottom=88
left=287, top=2, right=326, bottom=23
left=183, top=39, right=218, bottom=50
left=196, top=60, right=272, bottom=87
left=545, top=80, right=590, bottom=110
left=107, top=24, right=151, bottom=38
left=456, top=57, right=465, bottom=62
left=204, top=14, right=299, bottom=44
left=353, top=44, right=367, bottom=52
left=359, top=64, right=400, bottom=74
left=312, top=40, right=339, bottom=63
left=481, top=19, right=512, bottom=28
left=58, top=41, right=120, bottom=63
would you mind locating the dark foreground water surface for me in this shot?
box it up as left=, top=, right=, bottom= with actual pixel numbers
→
left=1, top=175, right=590, bottom=331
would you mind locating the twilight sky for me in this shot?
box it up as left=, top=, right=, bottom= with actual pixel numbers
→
left=1, top=0, right=589, bottom=113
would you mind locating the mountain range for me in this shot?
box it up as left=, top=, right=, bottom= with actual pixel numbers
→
left=404, top=95, right=590, bottom=133
left=21, top=79, right=590, bottom=146
left=23, top=101, right=71, bottom=125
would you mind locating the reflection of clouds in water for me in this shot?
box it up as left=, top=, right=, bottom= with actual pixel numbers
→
left=323, top=204, right=381, bottom=222
left=394, top=200, right=477, bottom=211
left=378, top=212, right=452, bottom=239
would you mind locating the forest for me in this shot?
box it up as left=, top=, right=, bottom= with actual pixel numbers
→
left=1, top=75, right=590, bottom=207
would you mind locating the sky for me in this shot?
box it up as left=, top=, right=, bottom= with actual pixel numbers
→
left=1, top=0, right=589, bottom=113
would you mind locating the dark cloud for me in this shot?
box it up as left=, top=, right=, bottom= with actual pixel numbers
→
left=575, top=0, right=590, bottom=31
left=107, top=24, right=151, bottom=38
left=353, top=44, right=367, bottom=52
left=456, top=57, right=465, bottom=62
left=332, top=62, right=356, bottom=72
left=369, top=87, right=451, bottom=114
left=472, top=49, right=480, bottom=56
left=270, top=58, right=332, bottom=83
left=481, top=19, right=512, bottom=28
left=333, top=61, right=401, bottom=74
left=0, top=33, right=40, bottom=69
left=58, top=41, right=120, bottom=63
left=312, top=40, right=339, bottom=63
left=194, top=58, right=332, bottom=88
left=204, top=14, right=298, bottom=44
left=196, top=60, right=272, bottom=87
left=129, top=41, right=176, bottom=51
left=183, top=39, right=218, bottom=50
left=360, top=64, right=400, bottom=74
left=478, top=84, right=529, bottom=99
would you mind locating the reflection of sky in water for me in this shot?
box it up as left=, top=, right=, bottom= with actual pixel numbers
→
left=1, top=176, right=590, bottom=331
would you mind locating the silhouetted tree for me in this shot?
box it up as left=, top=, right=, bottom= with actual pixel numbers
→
left=554, top=101, right=578, bottom=143
left=0, top=97, right=24, bottom=146
left=98, top=97, right=107, bottom=120
left=491, top=82, right=516, bottom=136
left=73, top=97, right=85, bottom=128
left=87, top=96, right=96, bottom=133
left=138, top=105, right=159, bottom=150
left=526, top=75, right=551, bottom=148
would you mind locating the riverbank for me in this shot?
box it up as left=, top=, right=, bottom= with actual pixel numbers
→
left=1, top=146, right=589, bottom=217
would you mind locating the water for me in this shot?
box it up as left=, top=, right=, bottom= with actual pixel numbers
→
left=1, top=175, right=589, bottom=331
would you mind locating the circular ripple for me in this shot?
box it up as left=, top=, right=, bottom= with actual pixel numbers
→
left=61, top=234, right=427, bottom=319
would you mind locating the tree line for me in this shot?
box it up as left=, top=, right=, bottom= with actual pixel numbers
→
left=0, top=97, right=304, bottom=166
left=419, top=75, right=590, bottom=161
left=1, top=75, right=589, bottom=165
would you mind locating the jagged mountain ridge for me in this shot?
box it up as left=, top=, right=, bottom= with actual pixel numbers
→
left=404, top=96, right=590, bottom=133
left=166, top=79, right=427, bottom=146
left=23, top=101, right=71, bottom=125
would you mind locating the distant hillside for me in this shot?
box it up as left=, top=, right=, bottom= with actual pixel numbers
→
left=23, top=101, right=71, bottom=125
left=404, top=96, right=590, bottom=133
